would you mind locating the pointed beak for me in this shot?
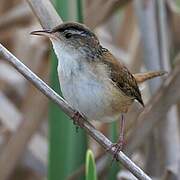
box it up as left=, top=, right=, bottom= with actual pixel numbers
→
left=30, top=29, right=54, bottom=38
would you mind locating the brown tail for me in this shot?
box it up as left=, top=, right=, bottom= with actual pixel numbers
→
left=133, top=71, right=167, bottom=83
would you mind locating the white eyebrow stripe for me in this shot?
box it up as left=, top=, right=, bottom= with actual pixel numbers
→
left=64, top=29, right=83, bottom=35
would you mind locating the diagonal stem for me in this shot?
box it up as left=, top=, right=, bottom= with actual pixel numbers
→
left=0, top=43, right=151, bottom=180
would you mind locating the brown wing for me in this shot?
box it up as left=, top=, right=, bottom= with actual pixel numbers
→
left=101, top=49, right=144, bottom=106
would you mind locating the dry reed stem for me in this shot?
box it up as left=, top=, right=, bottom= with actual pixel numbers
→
left=0, top=39, right=151, bottom=180
left=0, top=0, right=156, bottom=179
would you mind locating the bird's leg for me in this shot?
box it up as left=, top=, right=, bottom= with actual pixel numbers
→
left=108, top=114, right=125, bottom=161
left=71, top=111, right=84, bottom=132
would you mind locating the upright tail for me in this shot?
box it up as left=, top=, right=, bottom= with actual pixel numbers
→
left=133, top=71, right=167, bottom=84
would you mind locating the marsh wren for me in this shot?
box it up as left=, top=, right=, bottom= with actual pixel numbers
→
left=31, top=22, right=166, bottom=159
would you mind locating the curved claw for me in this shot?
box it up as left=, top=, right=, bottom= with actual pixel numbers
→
left=108, top=142, right=124, bottom=162
left=71, top=111, right=84, bottom=129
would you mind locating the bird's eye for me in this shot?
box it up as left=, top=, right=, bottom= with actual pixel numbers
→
left=65, top=33, right=72, bottom=39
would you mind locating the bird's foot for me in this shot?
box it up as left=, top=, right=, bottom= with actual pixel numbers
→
left=106, top=114, right=126, bottom=162
left=71, top=111, right=84, bottom=132
left=107, top=139, right=125, bottom=162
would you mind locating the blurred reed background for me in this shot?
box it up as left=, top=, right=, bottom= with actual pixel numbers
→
left=0, top=0, right=180, bottom=180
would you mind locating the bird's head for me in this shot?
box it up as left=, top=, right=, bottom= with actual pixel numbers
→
left=31, top=22, right=100, bottom=54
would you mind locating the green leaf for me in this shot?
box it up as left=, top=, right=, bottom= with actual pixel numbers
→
left=48, top=0, right=87, bottom=180
left=76, top=0, right=84, bottom=23
left=86, top=150, right=97, bottom=180
left=176, top=0, right=180, bottom=7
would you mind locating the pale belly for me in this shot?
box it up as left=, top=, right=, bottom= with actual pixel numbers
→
left=52, top=39, right=132, bottom=122
left=58, top=65, right=132, bottom=122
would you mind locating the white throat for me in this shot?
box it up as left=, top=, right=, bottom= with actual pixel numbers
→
left=51, top=39, right=81, bottom=79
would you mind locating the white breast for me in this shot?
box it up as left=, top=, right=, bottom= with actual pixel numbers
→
left=51, top=40, right=127, bottom=122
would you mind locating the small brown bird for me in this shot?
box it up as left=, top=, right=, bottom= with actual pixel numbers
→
left=31, top=22, right=166, bottom=159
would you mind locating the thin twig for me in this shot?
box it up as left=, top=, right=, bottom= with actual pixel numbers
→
left=25, top=2, right=151, bottom=179
left=0, top=0, right=152, bottom=179
left=0, top=42, right=151, bottom=180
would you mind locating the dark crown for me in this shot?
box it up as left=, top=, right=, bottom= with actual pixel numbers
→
left=52, top=22, right=96, bottom=38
